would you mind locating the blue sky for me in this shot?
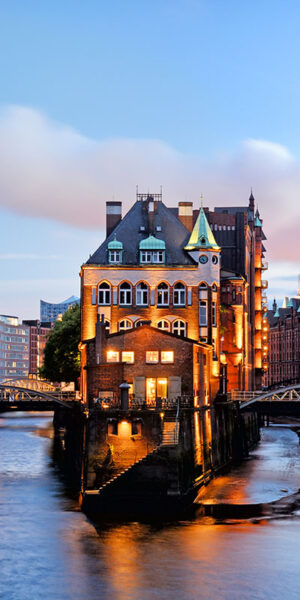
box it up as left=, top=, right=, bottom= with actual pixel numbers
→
left=0, top=0, right=299, bottom=319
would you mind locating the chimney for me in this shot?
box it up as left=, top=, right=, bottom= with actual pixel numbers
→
left=95, top=314, right=107, bottom=363
left=106, top=201, right=122, bottom=238
left=178, top=202, right=193, bottom=232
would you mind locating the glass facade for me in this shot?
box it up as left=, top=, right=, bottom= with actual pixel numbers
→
left=40, top=296, right=79, bottom=322
left=0, top=316, right=29, bottom=381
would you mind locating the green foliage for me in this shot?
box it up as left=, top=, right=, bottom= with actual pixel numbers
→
left=39, top=304, right=80, bottom=384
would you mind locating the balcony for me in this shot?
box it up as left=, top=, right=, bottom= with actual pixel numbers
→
left=261, top=280, right=268, bottom=289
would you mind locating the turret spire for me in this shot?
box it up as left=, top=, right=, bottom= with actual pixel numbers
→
left=184, top=199, right=220, bottom=251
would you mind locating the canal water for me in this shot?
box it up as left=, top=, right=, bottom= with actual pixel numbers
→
left=1, top=413, right=300, bottom=600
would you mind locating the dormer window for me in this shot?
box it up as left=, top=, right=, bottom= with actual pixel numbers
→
left=108, top=235, right=123, bottom=264
left=139, top=235, right=166, bottom=264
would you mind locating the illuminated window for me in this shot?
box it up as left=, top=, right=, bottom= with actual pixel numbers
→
left=98, top=282, right=111, bottom=305
left=146, top=351, right=159, bottom=363
left=157, top=283, right=169, bottom=306
left=107, top=350, right=119, bottom=362
left=118, top=319, right=132, bottom=331
left=173, top=282, right=186, bottom=306
left=119, top=282, right=132, bottom=305
left=136, top=282, right=149, bottom=305
left=121, top=351, right=134, bottom=363
left=173, top=319, right=186, bottom=337
left=161, top=351, right=174, bottom=363
left=157, top=319, right=170, bottom=331
left=157, top=378, right=168, bottom=398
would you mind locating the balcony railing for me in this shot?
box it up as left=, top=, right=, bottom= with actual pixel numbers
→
left=93, top=395, right=194, bottom=411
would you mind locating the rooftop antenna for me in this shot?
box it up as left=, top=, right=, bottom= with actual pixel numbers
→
left=200, top=194, right=204, bottom=209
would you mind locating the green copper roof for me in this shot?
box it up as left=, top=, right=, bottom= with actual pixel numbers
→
left=184, top=207, right=220, bottom=251
left=139, top=235, right=166, bottom=250
left=274, top=308, right=280, bottom=317
left=254, top=216, right=262, bottom=227
left=108, top=235, right=123, bottom=250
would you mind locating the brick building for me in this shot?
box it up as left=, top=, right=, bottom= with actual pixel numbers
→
left=81, top=316, right=216, bottom=407
left=266, top=294, right=300, bottom=387
left=22, top=320, right=53, bottom=376
left=80, top=191, right=266, bottom=402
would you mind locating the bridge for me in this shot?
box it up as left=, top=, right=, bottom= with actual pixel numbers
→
left=235, top=384, right=300, bottom=417
left=0, top=382, right=77, bottom=412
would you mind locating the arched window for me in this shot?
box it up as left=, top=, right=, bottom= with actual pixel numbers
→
left=104, top=320, right=110, bottom=333
left=157, top=283, right=169, bottom=306
left=135, top=320, right=148, bottom=327
left=199, top=301, right=207, bottom=326
left=214, top=224, right=218, bottom=231
left=119, top=282, right=132, bottom=305
left=157, top=319, right=170, bottom=331
left=212, top=283, right=217, bottom=292
left=173, top=319, right=186, bottom=337
left=98, top=282, right=111, bottom=305
left=173, top=282, right=186, bottom=306
left=136, top=282, right=149, bottom=306
left=118, top=319, right=132, bottom=331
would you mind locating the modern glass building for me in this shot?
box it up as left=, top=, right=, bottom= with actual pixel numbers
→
left=0, top=315, right=30, bottom=381
left=40, top=296, right=79, bottom=323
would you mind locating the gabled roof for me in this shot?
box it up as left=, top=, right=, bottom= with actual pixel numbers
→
left=184, top=207, right=220, bottom=251
left=85, top=200, right=194, bottom=266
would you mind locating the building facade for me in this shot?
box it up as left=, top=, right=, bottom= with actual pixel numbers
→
left=22, top=320, right=53, bottom=376
left=0, top=315, right=29, bottom=381
left=266, top=295, right=300, bottom=387
left=80, top=191, right=266, bottom=402
left=40, top=295, right=79, bottom=322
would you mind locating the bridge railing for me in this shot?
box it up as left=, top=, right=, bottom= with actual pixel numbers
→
left=228, top=390, right=262, bottom=403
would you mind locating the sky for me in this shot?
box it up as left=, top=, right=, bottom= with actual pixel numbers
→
left=0, top=0, right=299, bottom=319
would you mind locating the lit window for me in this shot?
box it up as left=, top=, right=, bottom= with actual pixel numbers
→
left=161, top=351, right=174, bottom=363
left=121, top=351, right=134, bottom=363
left=107, top=350, right=119, bottom=362
left=173, top=282, right=186, bottom=306
left=146, top=351, right=159, bottom=363
left=109, top=250, right=122, bottom=263
left=157, top=378, right=167, bottom=398
left=157, top=283, right=169, bottom=306
left=173, top=319, right=186, bottom=337
left=98, top=282, right=111, bottom=305
left=136, top=282, right=149, bottom=305
left=157, top=320, right=170, bottom=331
left=119, top=282, right=132, bottom=305
left=118, top=319, right=132, bottom=331
left=199, top=301, right=207, bottom=326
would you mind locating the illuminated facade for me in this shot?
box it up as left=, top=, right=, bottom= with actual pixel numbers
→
left=22, top=320, right=53, bottom=375
left=80, top=193, right=221, bottom=404
left=266, top=294, right=300, bottom=387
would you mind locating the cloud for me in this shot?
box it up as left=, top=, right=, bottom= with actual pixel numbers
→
left=0, top=105, right=299, bottom=262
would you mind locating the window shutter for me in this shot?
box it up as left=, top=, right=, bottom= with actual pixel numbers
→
left=187, top=288, right=192, bottom=305
left=92, top=287, right=96, bottom=305
left=113, top=288, right=118, bottom=305
left=134, top=377, right=145, bottom=400
left=168, top=376, right=181, bottom=399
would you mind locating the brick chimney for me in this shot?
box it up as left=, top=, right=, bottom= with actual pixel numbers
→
left=106, top=201, right=122, bottom=237
left=178, top=202, right=193, bottom=232
left=95, top=314, right=107, bottom=363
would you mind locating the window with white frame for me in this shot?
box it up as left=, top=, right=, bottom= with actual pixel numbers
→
left=118, top=319, right=132, bottom=331
left=146, top=351, right=159, bottom=363
left=199, top=301, right=207, bottom=326
left=121, top=351, right=134, bottom=363
left=98, top=282, right=111, bottom=305
left=119, top=282, right=132, bottom=305
left=140, top=250, right=164, bottom=264
left=136, top=282, right=149, bottom=305
left=173, top=282, right=186, bottom=306
left=107, top=350, right=119, bottom=362
left=199, top=282, right=208, bottom=291
left=161, top=350, right=174, bottom=363
left=157, top=283, right=169, bottom=306
left=109, top=250, right=122, bottom=263
left=157, top=320, right=170, bottom=331
left=172, top=319, right=186, bottom=337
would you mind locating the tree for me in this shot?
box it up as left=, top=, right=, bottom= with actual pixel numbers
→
left=40, top=304, right=81, bottom=385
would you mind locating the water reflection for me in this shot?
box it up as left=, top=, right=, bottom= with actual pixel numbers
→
left=1, top=414, right=300, bottom=600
